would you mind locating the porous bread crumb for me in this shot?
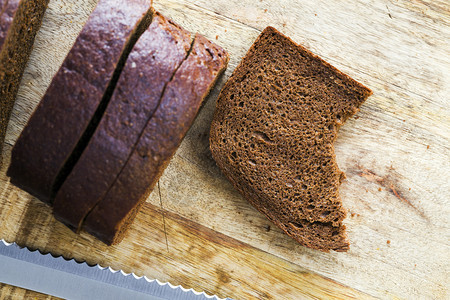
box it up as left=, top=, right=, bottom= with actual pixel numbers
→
left=210, top=26, right=372, bottom=252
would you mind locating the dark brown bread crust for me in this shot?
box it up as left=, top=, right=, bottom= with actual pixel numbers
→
left=7, top=0, right=152, bottom=204
left=83, top=34, right=229, bottom=245
left=210, top=27, right=372, bottom=252
left=53, top=12, right=192, bottom=232
left=0, top=0, right=49, bottom=167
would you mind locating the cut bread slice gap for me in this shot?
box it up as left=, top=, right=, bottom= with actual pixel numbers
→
left=53, top=11, right=193, bottom=232
left=80, top=34, right=198, bottom=241
left=7, top=0, right=153, bottom=204
left=51, top=9, right=155, bottom=200
left=82, top=33, right=229, bottom=245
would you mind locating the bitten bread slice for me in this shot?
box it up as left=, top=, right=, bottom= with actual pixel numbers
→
left=0, top=0, right=49, bottom=166
left=7, top=0, right=153, bottom=204
left=53, top=12, right=192, bottom=232
left=210, top=27, right=372, bottom=252
left=83, top=34, right=229, bottom=245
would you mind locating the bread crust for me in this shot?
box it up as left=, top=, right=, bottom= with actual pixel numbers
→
left=7, top=0, right=153, bottom=203
left=53, top=12, right=192, bottom=232
left=83, top=33, right=229, bottom=245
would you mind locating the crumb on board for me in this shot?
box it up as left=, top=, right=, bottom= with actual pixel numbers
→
left=378, top=187, right=382, bottom=191
left=387, top=240, right=391, bottom=245
left=409, top=187, right=411, bottom=191
left=264, top=9, right=267, bottom=13
left=376, top=248, right=380, bottom=250
left=351, top=212, right=356, bottom=217
left=216, top=35, right=218, bottom=40
left=427, top=145, right=430, bottom=149
left=265, top=225, right=271, bottom=232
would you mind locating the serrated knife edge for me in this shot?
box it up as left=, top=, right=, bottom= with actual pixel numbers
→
left=0, top=239, right=230, bottom=300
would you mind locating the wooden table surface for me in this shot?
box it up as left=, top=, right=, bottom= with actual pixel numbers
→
left=1, top=0, right=449, bottom=299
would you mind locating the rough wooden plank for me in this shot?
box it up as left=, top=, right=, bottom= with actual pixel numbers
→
left=0, top=167, right=373, bottom=299
left=0, top=1, right=372, bottom=297
left=0, top=0, right=448, bottom=299
left=185, top=0, right=450, bottom=102
left=0, top=283, right=62, bottom=300
left=149, top=0, right=450, bottom=299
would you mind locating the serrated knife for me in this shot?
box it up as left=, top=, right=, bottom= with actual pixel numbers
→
left=0, top=239, right=229, bottom=300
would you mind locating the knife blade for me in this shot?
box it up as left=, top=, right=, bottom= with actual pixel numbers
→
left=0, top=239, right=227, bottom=300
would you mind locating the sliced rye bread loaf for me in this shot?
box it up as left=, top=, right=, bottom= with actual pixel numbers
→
left=52, top=12, right=192, bottom=232
left=7, top=0, right=153, bottom=204
left=0, top=0, right=49, bottom=167
left=209, top=26, right=372, bottom=252
left=83, top=34, right=229, bottom=245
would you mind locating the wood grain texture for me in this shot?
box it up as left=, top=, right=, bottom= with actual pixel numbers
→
left=151, top=0, right=450, bottom=298
left=0, top=283, right=62, bottom=300
left=0, top=0, right=449, bottom=299
left=0, top=166, right=373, bottom=299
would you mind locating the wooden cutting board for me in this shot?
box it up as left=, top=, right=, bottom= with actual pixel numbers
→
left=0, top=0, right=448, bottom=299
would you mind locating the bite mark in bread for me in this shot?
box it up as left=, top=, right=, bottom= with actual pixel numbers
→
left=210, top=26, right=372, bottom=252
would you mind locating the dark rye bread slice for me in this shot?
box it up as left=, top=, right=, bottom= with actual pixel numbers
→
left=52, top=12, right=192, bottom=232
left=0, top=0, right=49, bottom=166
left=210, top=27, right=372, bottom=252
left=83, top=34, right=229, bottom=245
left=7, top=0, right=153, bottom=204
